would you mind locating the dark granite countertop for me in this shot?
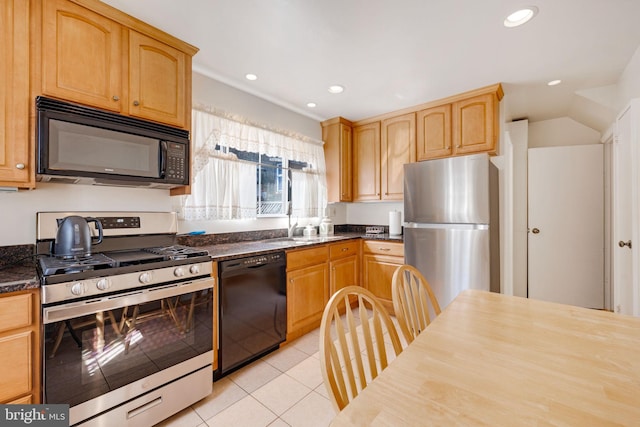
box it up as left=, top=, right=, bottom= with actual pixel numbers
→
left=0, top=244, right=39, bottom=295
left=197, top=233, right=403, bottom=262
left=0, top=230, right=404, bottom=293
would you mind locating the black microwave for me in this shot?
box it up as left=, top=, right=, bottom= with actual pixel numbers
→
left=36, top=96, right=190, bottom=189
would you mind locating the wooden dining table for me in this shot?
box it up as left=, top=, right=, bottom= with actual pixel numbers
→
left=330, top=289, right=640, bottom=426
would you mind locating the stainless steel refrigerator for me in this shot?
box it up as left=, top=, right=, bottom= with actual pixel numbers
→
left=404, top=153, right=500, bottom=309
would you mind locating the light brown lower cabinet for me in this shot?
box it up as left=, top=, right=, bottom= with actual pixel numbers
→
left=362, top=240, right=404, bottom=314
left=329, top=240, right=360, bottom=297
left=286, top=245, right=330, bottom=341
left=0, top=290, right=40, bottom=404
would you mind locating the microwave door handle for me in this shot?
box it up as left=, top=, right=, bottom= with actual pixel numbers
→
left=160, top=141, right=168, bottom=178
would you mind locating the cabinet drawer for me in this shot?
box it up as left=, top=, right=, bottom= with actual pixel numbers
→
left=0, top=293, right=32, bottom=333
left=329, top=240, right=360, bottom=260
left=287, top=245, right=329, bottom=270
left=363, top=240, right=404, bottom=257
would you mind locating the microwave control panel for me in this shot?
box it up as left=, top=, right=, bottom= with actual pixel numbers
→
left=165, top=142, right=187, bottom=182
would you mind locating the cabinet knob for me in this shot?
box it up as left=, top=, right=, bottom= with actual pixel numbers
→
left=16, top=163, right=25, bottom=170
left=456, top=144, right=461, bottom=148
left=112, top=95, right=120, bottom=101
left=133, top=100, right=140, bottom=106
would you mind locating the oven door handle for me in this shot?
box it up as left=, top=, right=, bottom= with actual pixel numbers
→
left=42, top=277, right=215, bottom=324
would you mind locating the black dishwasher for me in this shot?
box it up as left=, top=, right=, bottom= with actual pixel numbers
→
left=216, top=252, right=286, bottom=378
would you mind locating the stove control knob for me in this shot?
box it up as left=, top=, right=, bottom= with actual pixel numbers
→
left=139, top=272, right=152, bottom=284
left=174, top=267, right=185, bottom=277
left=70, top=282, right=85, bottom=296
left=189, top=265, right=200, bottom=275
left=96, top=278, right=110, bottom=291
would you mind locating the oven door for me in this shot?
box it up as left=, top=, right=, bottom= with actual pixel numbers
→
left=42, top=277, right=214, bottom=425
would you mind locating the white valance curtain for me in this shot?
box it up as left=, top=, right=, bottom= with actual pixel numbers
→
left=177, top=107, right=326, bottom=221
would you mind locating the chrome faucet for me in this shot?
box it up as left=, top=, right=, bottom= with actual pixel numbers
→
left=288, top=219, right=298, bottom=238
left=286, top=169, right=297, bottom=237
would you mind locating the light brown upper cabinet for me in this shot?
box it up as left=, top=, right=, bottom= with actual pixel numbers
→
left=38, top=0, right=197, bottom=129
left=353, top=122, right=381, bottom=201
left=452, top=92, right=499, bottom=156
left=41, top=0, right=123, bottom=113
left=416, top=104, right=452, bottom=161
left=417, top=84, right=503, bottom=160
left=128, top=31, right=187, bottom=127
left=322, top=117, right=353, bottom=202
left=0, top=0, right=32, bottom=188
left=380, top=113, right=415, bottom=200
left=353, top=113, right=415, bottom=202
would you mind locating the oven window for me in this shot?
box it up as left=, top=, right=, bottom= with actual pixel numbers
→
left=44, top=289, right=213, bottom=406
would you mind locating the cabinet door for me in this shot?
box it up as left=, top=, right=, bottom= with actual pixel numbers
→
left=417, top=104, right=452, bottom=160
left=0, top=291, right=39, bottom=404
left=330, top=255, right=359, bottom=297
left=381, top=113, right=415, bottom=200
left=0, top=0, right=31, bottom=187
left=129, top=31, right=187, bottom=128
left=42, top=0, right=123, bottom=112
left=287, top=263, right=329, bottom=337
left=0, top=331, right=33, bottom=403
left=353, top=122, right=381, bottom=201
left=323, top=119, right=353, bottom=202
left=362, top=254, right=403, bottom=313
left=452, top=93, right=497, bottom=155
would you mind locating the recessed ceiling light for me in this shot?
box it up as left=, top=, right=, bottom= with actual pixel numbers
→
left=245, top=73, right=258, bottom=81
left=547, top=79, right=562, bottom=86
left=306, top=102, right=317, bottom=108
left=328, top=85, right=344, bottom=94
left=504, top=6, right=538, bottom=28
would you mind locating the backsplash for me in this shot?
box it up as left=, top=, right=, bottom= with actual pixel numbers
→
left=177, top=224, right=393, bottom=247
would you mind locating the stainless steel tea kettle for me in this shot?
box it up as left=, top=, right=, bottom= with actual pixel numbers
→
left=54, top=216, right=103, bottom=258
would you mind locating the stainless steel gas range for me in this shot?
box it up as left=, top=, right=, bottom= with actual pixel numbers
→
left=36, top=211, right=214, bottom=427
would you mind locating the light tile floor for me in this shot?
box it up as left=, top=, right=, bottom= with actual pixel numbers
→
left=155, top=311, right=405, bottom=427
left=154, top=328, right=334, bottom=427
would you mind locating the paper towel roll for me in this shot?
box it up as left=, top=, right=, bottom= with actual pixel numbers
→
left=389, top=210, right=402, bottom=235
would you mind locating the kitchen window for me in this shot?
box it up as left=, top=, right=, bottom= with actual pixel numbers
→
left=177, top=108, right=326, bottom=221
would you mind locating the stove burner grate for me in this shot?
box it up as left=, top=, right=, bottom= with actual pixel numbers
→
left=143, top=245, right=209, bottom=260
left=39, top=253, right=117, bottom=276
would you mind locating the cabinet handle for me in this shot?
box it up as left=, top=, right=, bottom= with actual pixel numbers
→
left=15, top=163, right=25, bottom=170
left=133, top=100, right=140, bottom=106
left=378, top=248, right=390, bottom=252
left=112, top=95, right=120, bottom=101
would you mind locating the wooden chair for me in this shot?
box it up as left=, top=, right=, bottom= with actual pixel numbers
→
left=392, top=264, right=441, bottom=344
left=319, top=285, right=403, bottom=412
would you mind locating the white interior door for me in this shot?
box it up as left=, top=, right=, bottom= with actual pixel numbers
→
left=528, top=144, right=604, bottom=308
left=613, top=106, right=635, bottom=315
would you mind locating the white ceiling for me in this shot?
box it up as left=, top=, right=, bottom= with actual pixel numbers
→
left=102, top=0, right=640, bottom=128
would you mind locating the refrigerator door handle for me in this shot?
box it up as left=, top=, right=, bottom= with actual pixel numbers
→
left=405, top=223, right=489, bottom=230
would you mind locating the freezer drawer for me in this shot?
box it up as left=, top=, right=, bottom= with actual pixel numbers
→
left=404, top=225, right=490, bottom=309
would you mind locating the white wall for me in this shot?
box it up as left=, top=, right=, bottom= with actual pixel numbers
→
left=346, top=202, right=403, bottom=227
left=0, top=183, right=171, bottom=246
left=192, top=72, right=321, bottom=140
left=528, top=117, right=601, bottom=148
left=617, top=44, right=640, bottom=111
